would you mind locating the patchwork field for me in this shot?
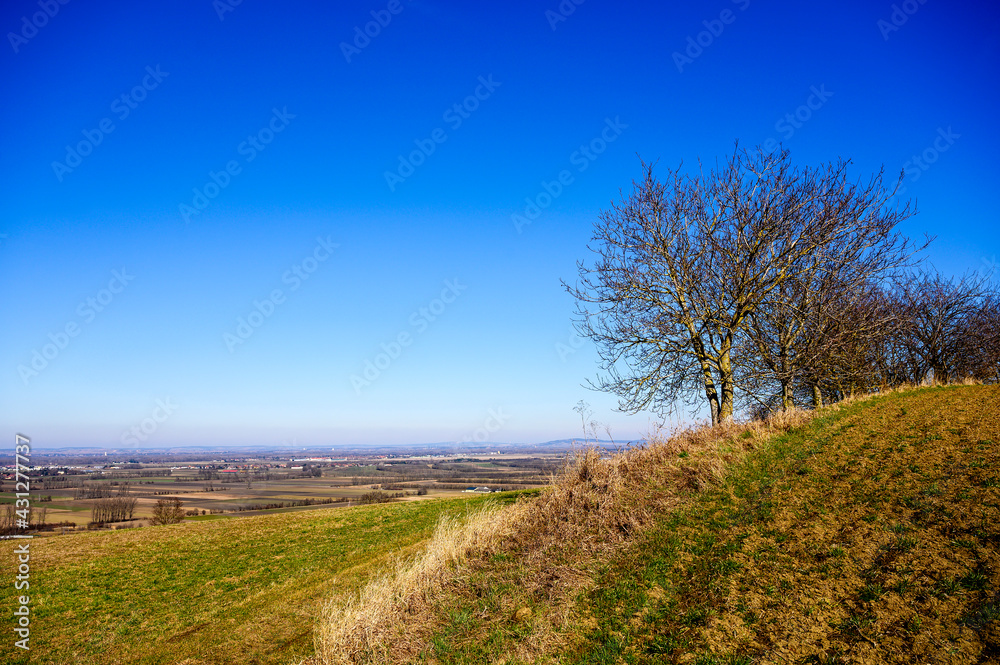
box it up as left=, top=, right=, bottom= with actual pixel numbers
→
left=0, top=493, right=513, bottom=665
left=5, top=455, right=559, bottom=528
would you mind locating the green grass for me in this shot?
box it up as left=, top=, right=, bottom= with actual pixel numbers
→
left=0, top=494, right=508, bottom=665
left=556, top=385, right=1000, bottom=664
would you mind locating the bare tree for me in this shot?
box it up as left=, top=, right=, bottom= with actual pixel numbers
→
left=890, top=270, right=993, bottom=384
left=958, top=293, right=1000, bottom=383
left=566, top=146, right=916, bottom=423
left=738, top=173, right=923, bottom=413
left=150, top=498, right=185, bottom=525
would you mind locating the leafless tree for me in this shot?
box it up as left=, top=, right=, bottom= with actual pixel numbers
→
left=90, top=496, right=137, bottom=524
left=150, top=498, right=185, bottom=525
left=738, top=173, right=923, bottom=412
left=958, top=293, right=1000, bottom=383
left=566, top=145, right=916, bottom=423
left=890, top=270, right=993, bottom=384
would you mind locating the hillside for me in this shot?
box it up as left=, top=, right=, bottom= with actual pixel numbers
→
left=311, top=385, right=1000, bottom=664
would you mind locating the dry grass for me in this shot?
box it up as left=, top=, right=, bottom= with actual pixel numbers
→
left=311, top=505, right=530, bottom=664
left=305, top=403, right=825, bottom=664
left=306, top=383, right=982, bottom=665
left=564, top=382, right=1000, bottom=664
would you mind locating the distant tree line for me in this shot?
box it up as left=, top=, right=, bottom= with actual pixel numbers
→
left=567, top=145, right=999, bottom=423
left=226, top=496, right=346, bottom=512
left=358, top=490, right=405, bottom=504
left=89, top=483, right=137, bottom=524
left=0, top=505, right=48, bottom=534
left=90, top=497, right=137, bottom=524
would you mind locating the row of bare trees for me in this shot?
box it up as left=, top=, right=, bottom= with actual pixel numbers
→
left=75, top=482, right=115, bottom=499
left=737, top=271, right=999, bottom=415
left=90, top=482, right=137, bottom=523
left=0, top=505, right=47, bottom=534
left=567, top=145, right=997, bottom=423
left=90, top=496, right=138, bottom=524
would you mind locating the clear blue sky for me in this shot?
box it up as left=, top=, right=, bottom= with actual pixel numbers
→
left=2, top=0, right=997, bottom=449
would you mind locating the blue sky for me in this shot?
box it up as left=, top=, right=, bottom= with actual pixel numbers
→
left=1, top=0, right=998, bottom=449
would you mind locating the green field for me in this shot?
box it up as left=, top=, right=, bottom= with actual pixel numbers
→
left=0, top=494, right=506, bottom=665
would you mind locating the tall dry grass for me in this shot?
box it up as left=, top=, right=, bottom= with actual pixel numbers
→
left=310, top=505, right=530, bottom=664
left=305, top=382, right=971, bottom=664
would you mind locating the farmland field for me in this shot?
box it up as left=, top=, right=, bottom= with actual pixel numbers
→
left=5, top=454, right=560, bottom=528
left=0, top=493, right=514, bottom=665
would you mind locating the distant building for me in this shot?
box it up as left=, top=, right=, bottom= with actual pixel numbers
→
left=463, top=486, right=493, bottom=493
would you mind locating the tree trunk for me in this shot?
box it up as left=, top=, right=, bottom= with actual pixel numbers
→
left=812, top=384, right=824, bottom=408
left=780, top=380, right=794, bottom=411
left=718, top=349, right=735, bottom=422
left=699, top=372, right=720, bottom=425
left=689, top=327, right=721, bottom=424
left=706, top=386, right=721, bottom=425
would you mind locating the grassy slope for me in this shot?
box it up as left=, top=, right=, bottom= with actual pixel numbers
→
left=417, top=386, right=1000, bottom=664
left=0, top=494, right=504, bottom=665
left=565, top=385, right=1000, bottom=664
